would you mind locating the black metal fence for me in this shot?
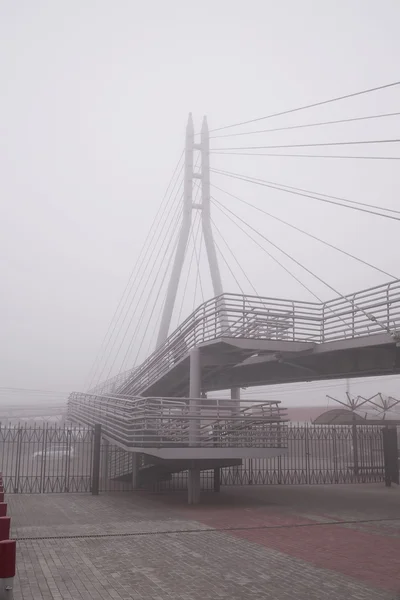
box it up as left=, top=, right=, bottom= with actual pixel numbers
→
left=0, top=423, right=391, bottom=494
left=0, top=424, right=94, bottom=493
left=158, top=424, right=387, bottom=490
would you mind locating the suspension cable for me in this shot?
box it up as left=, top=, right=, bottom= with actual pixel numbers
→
left=128, top=221, right=182, bottom=370
left=212, top=197, right=389, bottom=332
left=211, top=183, right=396, bottom=280
left=210, top=168, right=400, bottom=222
left=87, top=151, right=184, bottom=389
left=213, top=200, right=364, bottom=336
left=211, top=217, right=261, bottom=297
left=213, top=235, right=244, bottom=294
left=212, top=200, right=323, bottom=301
left=209, top=80, right=400, bottom=133
left=212, top=168, right=400, bottom=215
left=177, top=211, right=202, bottom=325
left=117, top=206, right=183, bottom=375
left=104, top=200, right=183, bottom=381
left=210, top=111, right=400, bottom=139
left=212, top=151, right=400, bottom=161
left=95, top=192, right=183, bottom=385
left=212, top=138, right=400, bottom=151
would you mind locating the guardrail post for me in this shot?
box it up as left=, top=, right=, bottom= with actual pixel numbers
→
left=352, top=415, right=359, bottom=478
left=91, top=424, right=102, bottom=496
left=382, top=425, right=399, bottom=487
left=132, top=453, right=140, bottom=490
left=0, top=540, right=16, bottom=600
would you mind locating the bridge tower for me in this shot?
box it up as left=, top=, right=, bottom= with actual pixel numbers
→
left=156, top=114, right=227, bottom=347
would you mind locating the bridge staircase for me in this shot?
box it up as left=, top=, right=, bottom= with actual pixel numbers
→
left=68, top=394, right=288, bottom=462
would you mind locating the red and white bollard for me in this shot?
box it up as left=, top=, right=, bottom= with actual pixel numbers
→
left=0, top=540, right=16, bottom=599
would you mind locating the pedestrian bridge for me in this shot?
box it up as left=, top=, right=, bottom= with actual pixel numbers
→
left=69, top=279, right=400, bottom=502
left=103, top=279, right=400, bottom=398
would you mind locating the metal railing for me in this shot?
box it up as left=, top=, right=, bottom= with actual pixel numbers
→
left=0, top=424, right=93, bottom=493
left=0, top=423, right=388, bottom=493
left=118, top=280, right=400, bottom=395
left=87, top=367, right=138, bottom=396
left=68, top=393, right=288, bottom=450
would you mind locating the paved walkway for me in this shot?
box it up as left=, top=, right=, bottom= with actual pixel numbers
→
left=9, top=484, right=400, bottom=599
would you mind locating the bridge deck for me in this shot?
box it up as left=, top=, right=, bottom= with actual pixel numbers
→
left=113, top=280, right=400, bottom=397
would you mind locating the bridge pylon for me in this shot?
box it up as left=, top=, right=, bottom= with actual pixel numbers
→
left=156, top=114, right=227, bottom=347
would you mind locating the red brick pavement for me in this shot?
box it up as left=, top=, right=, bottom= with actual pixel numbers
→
left=186, top=504, right=400, bottom=594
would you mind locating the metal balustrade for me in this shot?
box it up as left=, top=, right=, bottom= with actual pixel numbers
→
left=68, top=393, right=288, bottom=451
left=117, top=280, right=400, bottom=395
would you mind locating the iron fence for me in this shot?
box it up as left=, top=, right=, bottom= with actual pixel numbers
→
left=0, top=423, right=389, bottom=494
left=0, top=424, right=93, bottom=493
left=157, top=424, right=386, bottom=490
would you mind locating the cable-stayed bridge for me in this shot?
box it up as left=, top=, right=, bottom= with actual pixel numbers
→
left=69, top=81, right=400, bottom=502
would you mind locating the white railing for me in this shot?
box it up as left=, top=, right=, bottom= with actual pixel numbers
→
left=118, top=280, right=400, bottom=395
left=68, top=393, right=288, bottom=450
left=87, top=367, right=138, bottom=396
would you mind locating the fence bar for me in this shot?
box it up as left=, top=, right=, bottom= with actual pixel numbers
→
left=91, top=424, right=102, bottom=496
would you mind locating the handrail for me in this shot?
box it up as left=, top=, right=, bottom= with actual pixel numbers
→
left=115, top=280, right=400, bottom=396
left=68, top=393, right=288, bottom=450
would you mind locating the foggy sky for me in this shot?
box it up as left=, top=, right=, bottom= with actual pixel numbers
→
left=1, top=1, right=400, bottom=404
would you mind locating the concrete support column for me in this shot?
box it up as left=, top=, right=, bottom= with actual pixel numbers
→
left=231, top=387, right=241, bottom=482
left=189, top=348, right=201, bottom=446
left=188, top=468, right=201, bottom=504
left=213, top=468, right=221, bottom=493
left=132, top=453, right=140, bottom=490
left=188, top=348, right=201, bottom=505
left=231, top=387, right=241, bottom=414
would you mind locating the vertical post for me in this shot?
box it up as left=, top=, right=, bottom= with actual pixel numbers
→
left=352, top=412, right=359, bottom=478
left=189, top=348, right=201, bottom=447
left=201, top=117, right=229, bottom=333
left=213, top=468, right=221, bottom=492
left=157, top=114, right=194, bottom=346
left=383, top=426, right=399, bottom=487
left=91, top=424, right=102, bottom=496
left=13, top=428, right=22, bottom=494
left=231, top=387, right=241, bottom=409
left=332, top=427, right=339, bottom=484
left=305, top=423, right=310, bottom=485
left=101, top=438, right=109, bottom=490
left=230, top=387, right=241, bottom=481
left=188, top=348, right=201, bottom=504
left=131, top=453, right=140, bottom=490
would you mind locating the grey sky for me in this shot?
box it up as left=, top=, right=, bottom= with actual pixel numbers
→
left=1, top=1, right=400, bottom=405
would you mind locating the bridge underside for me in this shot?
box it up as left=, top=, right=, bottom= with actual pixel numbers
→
left=138, top=333, right=400, bottom=397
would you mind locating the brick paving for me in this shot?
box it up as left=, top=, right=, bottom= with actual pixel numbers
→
left=7, top=484, right=400, bottom=599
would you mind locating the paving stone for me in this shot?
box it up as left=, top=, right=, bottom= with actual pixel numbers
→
left=7, top=485, right=400, bottom=599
